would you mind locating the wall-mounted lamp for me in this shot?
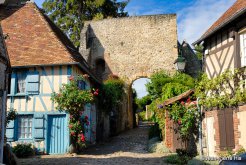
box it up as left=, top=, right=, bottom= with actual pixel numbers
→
left=174, top=46, right=186, bottom=72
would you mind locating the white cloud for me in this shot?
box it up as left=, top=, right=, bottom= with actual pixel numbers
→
left=178, top=0, right=236, bottom=45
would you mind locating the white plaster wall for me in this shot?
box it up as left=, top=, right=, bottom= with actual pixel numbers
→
left=205, top=117, right=216, bottom=157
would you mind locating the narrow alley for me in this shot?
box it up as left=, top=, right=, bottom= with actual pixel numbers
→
left=18, top=122, right=168, bottom=165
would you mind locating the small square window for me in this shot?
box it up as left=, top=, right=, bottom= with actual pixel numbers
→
left=18, top=115, right=33, bottom=139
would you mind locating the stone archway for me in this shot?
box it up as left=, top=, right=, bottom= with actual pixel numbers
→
left=80, top=15, right=178, bottom=130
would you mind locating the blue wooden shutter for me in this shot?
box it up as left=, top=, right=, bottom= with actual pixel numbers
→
left=78, top=80, right=86, bottom=90
left=33, top=114, right=44, bottom=139
left=10, top=73, right=16, bottom=95
left=26, top=71, right=40, bottom=95
left=6, top=120, right=15, bottom=141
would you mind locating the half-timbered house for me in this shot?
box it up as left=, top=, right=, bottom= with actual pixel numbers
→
left=194, top=0, right=246, bottom=157
left=0, top=1, right=99, bottom=154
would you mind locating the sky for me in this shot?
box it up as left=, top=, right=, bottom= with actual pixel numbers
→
left=35, top=0, right=236, bottom=98
left=132, top=78, right=150, bottom=98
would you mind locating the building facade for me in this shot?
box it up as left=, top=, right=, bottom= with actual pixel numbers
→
left=0, top=24, right=10, bottom=163
left=194, top=0, right=246, bottom=157
left=0, top=2, right=98, bottom=154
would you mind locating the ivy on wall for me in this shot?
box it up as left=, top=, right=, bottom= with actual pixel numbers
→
left=98, top=75, right=125, bottom=114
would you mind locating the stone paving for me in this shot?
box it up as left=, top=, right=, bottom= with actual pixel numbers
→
left=18, top=122, right=169, bottom=165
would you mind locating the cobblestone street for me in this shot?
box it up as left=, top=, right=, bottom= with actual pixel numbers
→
left=18, top=123, right=168, bottom=165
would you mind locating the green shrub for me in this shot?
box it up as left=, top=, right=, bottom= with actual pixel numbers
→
left=148, top=123, right=161, bottom=139
left=98, top=76, right=125, bottom=113
left=148, top=139, right=170, bottom=153
left=176, top=148, right=196, bottom=157
left=165, top=154, right=191, bottom=165
left=236, top=147, right=246, bottom=155
left=12, top=143, right=34, bottom=158
left=138, top=111, right=146, bottom=121
left=165, top=154, right=180, bottom=164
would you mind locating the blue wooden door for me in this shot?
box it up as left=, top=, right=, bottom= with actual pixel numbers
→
left=47, top=115, right=67, bottom=154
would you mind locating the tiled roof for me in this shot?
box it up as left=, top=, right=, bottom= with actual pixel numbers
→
left=163, top=89, right=194, bottom=106
left=0, top=2, right=86, bottom=67
left=194, top=0, right=246, bottom=45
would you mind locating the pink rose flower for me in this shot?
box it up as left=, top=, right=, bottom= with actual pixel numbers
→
left=68, top=75, right=74, bottom=81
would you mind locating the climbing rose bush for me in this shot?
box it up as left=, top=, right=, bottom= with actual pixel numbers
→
left=166, top=98, right=200, bottom=143
left=51, top=75, right=97, bottom=150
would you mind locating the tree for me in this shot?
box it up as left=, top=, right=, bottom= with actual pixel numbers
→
left=136, top=95, right=152, bottom=111
left=42, top=0, right=129, bottom=47
left=194, top=44, right=203, bottom=60
left=146, top=71, right=195, bottom=100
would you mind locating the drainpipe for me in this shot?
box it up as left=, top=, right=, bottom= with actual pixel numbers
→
left=197, top=97, right=203, bottom=158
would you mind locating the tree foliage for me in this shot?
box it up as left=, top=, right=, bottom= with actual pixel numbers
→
left=42, top=0, right=129, bottom=47
left=146, top=71, right=195, bottom=101
left=136, top=95, right=152, bottom=111
left=194, top=44, right=203, bottom=60
left=146, top=71, right=196, bottom=138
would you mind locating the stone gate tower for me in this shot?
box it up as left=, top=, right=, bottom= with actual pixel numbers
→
left=79, top=15, right=178, bottom=138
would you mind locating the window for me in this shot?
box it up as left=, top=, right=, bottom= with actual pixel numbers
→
left=240, top=32, right=246, bottom=67
left=18, top=115, right=33, bottom=139
left=16, top=72, right=26, bottom=94
left=10, top=71, right=40, bottom=96
left=78, top=80, right=86, bottom=90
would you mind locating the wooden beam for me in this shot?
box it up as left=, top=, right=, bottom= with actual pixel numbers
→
left=208, top=41, right=234, bottom=55
left=234, top=31, right=241, bottom=68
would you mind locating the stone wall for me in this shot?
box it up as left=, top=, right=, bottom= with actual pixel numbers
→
left=80, top=14, right=178, bottom=83
left=80, top=15, right=178, bottom=131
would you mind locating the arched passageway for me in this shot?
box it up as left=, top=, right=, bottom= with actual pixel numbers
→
left=131, top=78, right=151, bottom=127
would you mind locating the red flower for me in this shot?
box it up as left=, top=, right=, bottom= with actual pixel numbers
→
left=187, top=97, right=191, bottom=103
left=93, top=91, right=98, bottom=96
left=71, top=131, right=75, bottom=136
left=80, top=134, right=85, bottom=142
left=181, top=101, right=185, bottom=105
left=69, top=124, right=73, bottom=128
left=68, top=75, right=74, bottom=81
left=85, top=116, right=88, bottom=120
